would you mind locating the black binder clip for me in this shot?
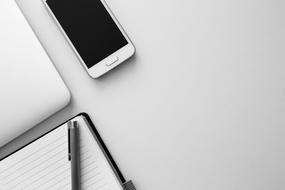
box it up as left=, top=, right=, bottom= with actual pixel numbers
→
left=123, top=180, right=136, bottom=190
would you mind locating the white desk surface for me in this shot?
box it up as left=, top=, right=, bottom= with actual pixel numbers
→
left=1, top=0, right=285, bottom=189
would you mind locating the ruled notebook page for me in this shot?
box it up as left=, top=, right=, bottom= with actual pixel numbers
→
left=71, top=116, right=123, bottom=190
left=0, top=125, right=71, bottom=190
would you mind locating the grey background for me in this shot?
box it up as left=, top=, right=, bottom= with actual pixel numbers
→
left=1, top=0, right=285, bottom=189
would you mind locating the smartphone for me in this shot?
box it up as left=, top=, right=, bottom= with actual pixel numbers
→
left=44, top=0, right=135, bottom=78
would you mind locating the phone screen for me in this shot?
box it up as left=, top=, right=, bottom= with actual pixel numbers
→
left=46, top=0, right=128, bottom=68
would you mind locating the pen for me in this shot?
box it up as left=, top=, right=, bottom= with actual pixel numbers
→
left=68, top=121, right=81, bottom=190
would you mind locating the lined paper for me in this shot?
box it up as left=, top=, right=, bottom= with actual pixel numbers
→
left=74, top=116, right=123, bottom=190
left=0, top=116, right=124, bottom=190
left=0, top=126, right=71, bottom=190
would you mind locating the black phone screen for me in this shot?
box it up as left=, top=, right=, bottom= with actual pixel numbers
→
left=46, top=0, right=128, bottom=68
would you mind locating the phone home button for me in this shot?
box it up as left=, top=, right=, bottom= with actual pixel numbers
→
left=105, top=56, right=119, bottom=66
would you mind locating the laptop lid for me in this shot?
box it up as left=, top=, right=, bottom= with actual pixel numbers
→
left=0, top=0, right=71, bottom=147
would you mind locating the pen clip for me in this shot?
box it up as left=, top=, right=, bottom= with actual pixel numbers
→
left=68, top=121, right=71, bottom=161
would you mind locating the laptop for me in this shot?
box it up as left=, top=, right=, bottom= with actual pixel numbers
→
left=0, top=0, right=71, bottom=147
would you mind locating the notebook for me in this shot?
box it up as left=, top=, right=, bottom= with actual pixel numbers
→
left=0, top=113, right=135, bottom=190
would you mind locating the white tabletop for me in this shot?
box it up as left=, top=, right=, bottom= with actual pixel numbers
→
left=1, top=0, right=285, bottom=190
